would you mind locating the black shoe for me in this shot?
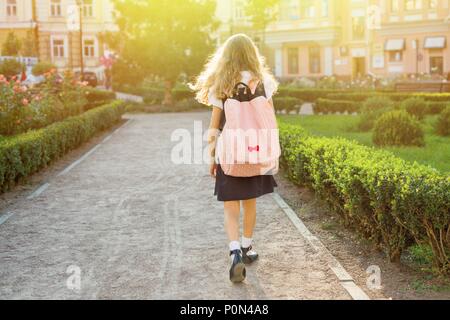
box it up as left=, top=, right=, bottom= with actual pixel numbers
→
left=229, top=250, right=246, bottom=283
left=241, top=246, right=259, bottom=265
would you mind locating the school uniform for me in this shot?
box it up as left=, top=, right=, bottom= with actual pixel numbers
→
left=208, top=71, right=278, bottom=202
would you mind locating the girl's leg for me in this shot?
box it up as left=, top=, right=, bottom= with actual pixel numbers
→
left=241, top=198, right=259, bottom=264
left=242, top=198, right=257, bottom=239
left=224, top=201, right=241, bottom=243
left=225, top=200, right=246, bottom=283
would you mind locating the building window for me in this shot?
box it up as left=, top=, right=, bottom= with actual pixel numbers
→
left=428, top=0, right=438, bottom=8
left=280, top=0, right=299, bottom=21
left=52, top=39, right=65, bottom=58
left=83, top=39, right=95, bottom=57
left=234, top=0, right=246, bottom=21
left=309, top=47, right=321, bottom=74
left=321, top=0, right=329, bottom=17
left=352, top=17, right=365, bottom=40
left=51, top=0, right=62, bottom=16
left=430, top=56, right=443, bottom=74
left=83, top=0, right=94, bottom=18
left=300, top=0, right=315, bottom=18
left=391, top=0, right=400, bottom=12
left=405, top=0, right=422, bottom=11
left=6, top=0, right=17, bottom=16
left=287, top=48, right=299, bottom=74
left=389, top=51, right=403, bottom=62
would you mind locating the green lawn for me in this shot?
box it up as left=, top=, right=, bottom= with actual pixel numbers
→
left=278, top=115, right=450, bottom=173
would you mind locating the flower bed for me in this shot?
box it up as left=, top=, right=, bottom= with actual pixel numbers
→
left=279, top=122, right=450, bottom=274
left=0, top=70, right=112, bottom=136
left=0, top=101, right=125, bottom=193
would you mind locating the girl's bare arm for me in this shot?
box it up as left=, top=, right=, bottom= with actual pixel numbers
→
left=208, top=107, right=222, bottom=165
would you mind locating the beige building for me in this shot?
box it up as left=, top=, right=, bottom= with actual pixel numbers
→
left=0, top=0, right=118, bottom=78
left=217, top=0, right=450, bottom=80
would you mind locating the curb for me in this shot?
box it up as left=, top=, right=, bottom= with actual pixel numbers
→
left=272, top=192, right=370, bottom=300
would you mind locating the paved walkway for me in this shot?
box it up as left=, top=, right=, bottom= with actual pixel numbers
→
left=0, top=113, right=350, bottom=299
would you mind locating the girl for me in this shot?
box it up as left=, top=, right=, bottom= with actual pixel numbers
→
left=191, top=34, right=279, bottom=283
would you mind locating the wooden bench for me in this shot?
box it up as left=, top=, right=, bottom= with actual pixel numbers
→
left=395, top=82, right=450, bottom=93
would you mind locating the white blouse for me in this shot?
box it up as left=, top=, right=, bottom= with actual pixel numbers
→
left=207, top=71, right=277, bottom=109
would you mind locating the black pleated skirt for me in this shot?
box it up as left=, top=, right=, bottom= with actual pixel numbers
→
left=214, top=165, right=278, bottom=202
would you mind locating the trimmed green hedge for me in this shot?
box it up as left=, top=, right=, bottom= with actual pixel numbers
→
left=277, top=88, right=338, bottom=102
left=0, top=101, right=125, bottom=193
left=321, top=92, right=450, bottom=103
left=273, top=97, right=303, bottom=114
left=315, top=98, right=358, bottom=114
left=279, top=122, right=450, bottom=274
left=325, top=92, right=376, bottom=102
left=313, top=96, right=449, bottom=116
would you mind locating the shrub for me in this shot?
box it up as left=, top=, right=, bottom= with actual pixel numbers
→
left=356, top=96, right=394, bottom=132
left=373, top=110, right=425, bottom=147
left=273, top=97, right=302, bottom=114
left=0, top=101, right=125, bottom=192
left=357, top=109, right=382, bottom=132
left=435, top=106, right=450, bottom=136
left=363, top=96, right=395, bottom=111
left=427, top=101, right=448, bottom=115
left=84, top=89, right=116, bottom=111
left=407, top=243, right=434, bottom=268
left=391, top=92, right=450, bottom=103
left=279, top=122, right=450, bottom=273
left=32, top=61, right=56, bottom=76
left=173, top=97, right=207, bottom=111
left=0, top=59, right=24, bottom=78
left=277, top=88, right=337, bottom=102
left=141, top=88, right=164, bottom=105
left=315, top=98, right=358, bottom=114
left=172, top=86, right=194, bottom=102
left=401, top=97, right=427, bottom=120
left=325, top=92, right=378, bottom=102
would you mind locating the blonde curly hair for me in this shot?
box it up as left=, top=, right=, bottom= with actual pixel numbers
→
left=190, top=34, right=278, bottom=105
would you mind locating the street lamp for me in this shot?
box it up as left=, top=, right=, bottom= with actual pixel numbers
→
left=75, top=0, right=84, bottom=76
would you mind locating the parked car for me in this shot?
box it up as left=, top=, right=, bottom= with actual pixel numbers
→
left=75, top=71, right=98, bottom=87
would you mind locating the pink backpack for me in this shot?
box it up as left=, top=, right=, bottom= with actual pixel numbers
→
left=216, top=80, right=280, bottom=177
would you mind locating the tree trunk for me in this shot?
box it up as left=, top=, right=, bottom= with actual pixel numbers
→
left=162, top=80, right=174, bottom=106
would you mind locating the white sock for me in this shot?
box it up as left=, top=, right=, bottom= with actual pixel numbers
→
left=229, top=241, right=241, bottom=262
left=242, top=237, right=253, bottom=249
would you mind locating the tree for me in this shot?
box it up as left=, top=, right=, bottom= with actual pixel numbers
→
left=2, top=32, right=22, bottom=56
left=110, top=0, right=218, bottom=105
left=244, top=0, right=278, bottom=50
left=21, top=31, right=38, bottom=57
